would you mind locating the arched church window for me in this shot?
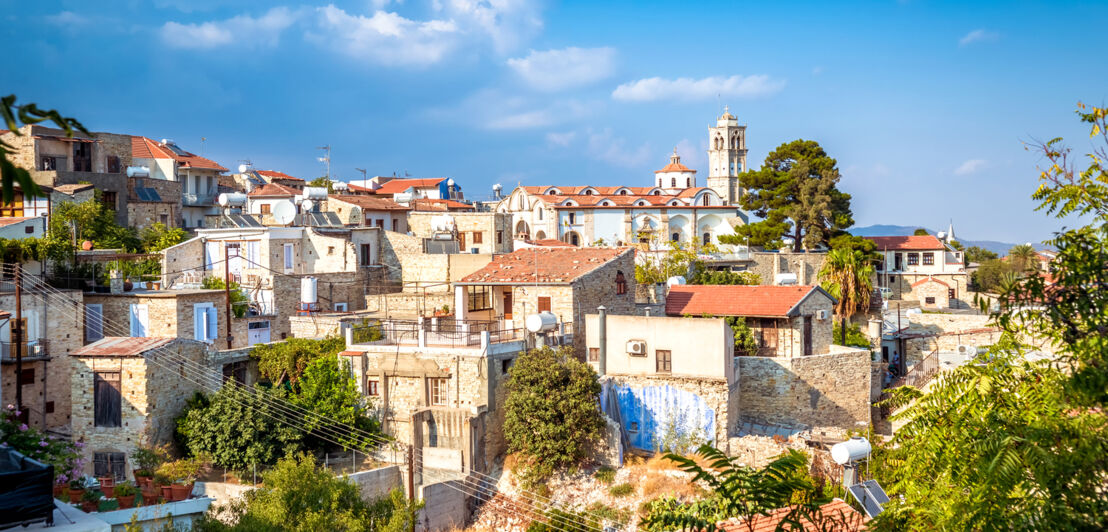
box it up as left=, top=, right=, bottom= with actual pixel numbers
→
left=671, top=232, right=680, bottom=242
left=670, top=178, right=676, bottom=187
left=686, top=178, right=691, bottom=188
left=703, top=232, right=711, bottom=245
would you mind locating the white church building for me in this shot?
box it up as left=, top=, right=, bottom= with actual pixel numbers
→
left=495, top=109, right=749, bottom=249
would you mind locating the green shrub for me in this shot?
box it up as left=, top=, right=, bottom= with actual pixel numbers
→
left=832, top=321, right=871, bottom=348
left=593, top=466, right=615, bottom=485
left=608, top=483, right=634, bottom=497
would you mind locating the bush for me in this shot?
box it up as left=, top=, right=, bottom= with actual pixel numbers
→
left=503, top=346, right=604, bottom=485
left=608, top=482, right=634, bottom=497
left=832, top=321, right=871, bottom=348
left=0, top=405, right=83, bottom=484
left=251, top=336, right=346, bottom=384
left=200, top=277, right=251, bottom=318
left=593, top=466, right=615, bottom=485
left=178, top=385, right=304, bottom=470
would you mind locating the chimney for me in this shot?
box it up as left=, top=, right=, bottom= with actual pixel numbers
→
left=597, top=305, right=607, bottom=376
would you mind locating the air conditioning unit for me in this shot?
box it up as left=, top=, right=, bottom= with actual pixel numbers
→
left=471, top=247, right=479, bottom=254
left=626, top=340, right=646, bottom=356
left=956, top=344, right=975, bottom=355
left=816, top=309, right=829, bottom=320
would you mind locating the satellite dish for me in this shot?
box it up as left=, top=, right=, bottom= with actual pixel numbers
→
left=300, top=199, right=315, bottom=213
left=237, top=164, right=249, bottom=174
left=272, top=201, right=296, bottom=226
left=447, top=178, right=456, bottom=187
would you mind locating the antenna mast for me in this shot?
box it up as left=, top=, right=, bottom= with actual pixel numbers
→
left=317, top=145, right=331, bottom=181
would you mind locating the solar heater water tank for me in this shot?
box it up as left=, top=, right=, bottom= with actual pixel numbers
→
left=525, top=311, right=558, bottom=333
left=218, top=193, right=247, bottom=207
left=831, top=437, right=872, bottom=465
left=303, top=187, right=329, bottom=200
left=126, top=166, right=150, bottom=178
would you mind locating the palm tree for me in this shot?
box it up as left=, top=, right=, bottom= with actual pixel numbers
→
left=1007, top=244, right=1039, bottom=272
left=818, top=248, right=875, bottom=344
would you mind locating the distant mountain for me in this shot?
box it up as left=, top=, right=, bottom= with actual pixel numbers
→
left=848, top=224, right=1049, bottom=256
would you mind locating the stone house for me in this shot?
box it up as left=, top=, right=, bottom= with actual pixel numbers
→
left=665, top=284, right=836, bottom=358
left=377, top=230, right=496, bottom=307
left=131, top=136, right=227, bottom=229
left=453, top=247, right=637, bottom=358
left=0, top=288, right=85, bottom=431
left=585, top=312, right=737, bottom=451
left=406, top=211, right=513, bottom=255
left=161, top=225, right=387, bottom=341
left=867, top=235, right=968, bottom=308
left=70, top=337, right=212, bottom=480
left=324, top=195, right=410, bottom=232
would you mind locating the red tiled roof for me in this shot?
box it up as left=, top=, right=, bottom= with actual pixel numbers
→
left=654, top=161, right=695, bottom=173
left=131, top=136, right=227, bottom=171
left=329, top=195, right=409, bottom=211
left=665, top=285, right=833, bottom=317
left=74, top=337, right=175, bottom=357
left=410, top=198, right=474, bottom=211
left=718, top=499, right=868, bottom=532
left=911, top=277, right=950, bottom=288
left=53, top=183, right=95, bottom=195
left=375, top=178, right=447, bottom=195
left=346, top=183, right=377, bottom=194
left=0, top=217, right=35, bottom=228
left=248, top=183, right=300, bottom=197
left=525, top=239, right=575, bottom=247
left=256, top=170, right=302, bottom=181
left=458, top=247, right=631, bottom=284
left=864, top=235, right=945, bottom=250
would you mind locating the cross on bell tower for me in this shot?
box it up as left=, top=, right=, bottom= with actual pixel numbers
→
left=706, top=106, right=747, bottom=205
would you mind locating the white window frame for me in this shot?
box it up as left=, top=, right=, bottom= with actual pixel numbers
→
left=333, top=303, right=348, bottom=312
left=283, top=243, right=294, bottom=273
left=194, top=303, right=218, bottom=343
left=129, top=304, right=149, bottom=337
left=85, top=304, right=104, bottom=343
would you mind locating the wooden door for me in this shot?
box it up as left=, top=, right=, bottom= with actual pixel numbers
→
left=802, top=316, right=813, bottom=356
left=502, top=291, right=513, bottom=320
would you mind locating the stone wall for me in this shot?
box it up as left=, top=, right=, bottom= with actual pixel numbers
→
left=602, top=373, right=735, bottom=450
left=419, top=478, right=471, bottom=532
left=0, top=289, right=85, bottom=430
left=83, top=290, right=238, bottom=347
left=71, top=340, right=212, bottom=479
left=884, top=272, right=970, bottom=308
left=737, top=347, right=872, bottom=433
left=565, top=249, right=637, bottom=358
left=32, top=170, right=130, bottom=226
left=348, top=465, right=403, bottom=502
left=366, top=291, right=455, bottom=317
left=407, top=211, right=513, bottom=255
left=745, top=252, right=826, bottom=285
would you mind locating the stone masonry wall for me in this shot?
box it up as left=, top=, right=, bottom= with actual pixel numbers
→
left=566, top=249, right=637, bottom=358
left=0, top=289, right=85, bottom=430
left=737, top=347, right=872, bottom=433
left=602, top=374, right=734, bottom=449
left=407, top=212, right=513, bottom=255
left=745, top=252, right=826, bottom=286
left=83, top=290, right=232, bottom=346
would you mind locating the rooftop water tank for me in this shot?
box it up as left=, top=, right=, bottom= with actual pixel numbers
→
left=126, top=166, right=150, bottom=178
left=666, top=276, right=686, bottom=287
left=831, top=437, right=872, bottom=465
left=431, top=215, right=456, bottom=233
left=301, top=277, right=317, bottom=305
left=525, top=311, right=558, bottom=333
left=303, top=187, right=328, bottom=200
left=218, top=192, right=247, bottom=207
left=774, top=272, right=798, bottom=285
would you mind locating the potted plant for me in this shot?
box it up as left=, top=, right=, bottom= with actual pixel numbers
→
left=154, top=472, right=174, bottom=503
left=159, top=458, right=202, bottom=501
left=97, top=475, right=115, bottom=498
left=80, top=489, right=102, bottom=513
left=132, top=445, right=164, bottom=487
left=53, top=474, right=68, bottom=498
left=114, top=481, right=137, bottom=509
left=139, top=477, right=159, bottom=503
left=68, top=477, right=86, bottom=503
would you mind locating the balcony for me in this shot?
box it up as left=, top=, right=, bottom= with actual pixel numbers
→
left=0, top=339, right=50, bottom=362
left=183, top=190, right=217, bottom=206
left=349, top=318, right=571, bottom=352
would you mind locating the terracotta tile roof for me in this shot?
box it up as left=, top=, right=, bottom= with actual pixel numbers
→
left=256, top=170, right=302, bottom=181
left=74, top=337, right=175, bottom=357
left=131, top=136, right=227, bottom=171
left=525, top=239, right=575, bottom=247
left=0, top=217, right=35, bottom=228
left=53, top=183, right=95, bottom=195
left=248, top=183, right=300, bottom=197
left=911, top=277, right=950, bottom=288
left=375, top=178, right=447, bottom=195
left=665, top=285, right=833, bottom=317
left=410, top=198, right=474, bottom=211
left=458, top=247, right=631, bottom=284
left=329, top=195, right=409, bottom=211
left=654, top=160, right=695, bottom=173
left=346, top=183, right=377, bottom=194
left=718, top=499, right=868, bottom=532
left=865, top=235, right=945, bottom=250
left=676, top=187, right=712, bottom=198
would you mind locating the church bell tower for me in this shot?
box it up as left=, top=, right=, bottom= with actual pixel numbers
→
left=706, top=106, right=747, bottom=205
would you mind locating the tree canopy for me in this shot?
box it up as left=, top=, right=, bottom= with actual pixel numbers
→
left=251, top=336, right=347, bottom=384
left=177, top=385, right=304, bottom=471
left=724, top=140, right=853, bottom=251
left=964, top=245, right=998, bottom=263
left=912, top=228, right=929, bottom=236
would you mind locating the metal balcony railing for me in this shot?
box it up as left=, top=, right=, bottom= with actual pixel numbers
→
left=0, top=339, right=50, bottom=361
left=183, top=190, right=217, bottom=206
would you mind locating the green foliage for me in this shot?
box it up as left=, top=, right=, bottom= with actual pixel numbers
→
left=828, top=233, right=878, bottom=258
left=178, top=385, right=304, bottom=471
left=526, top=508, right=603, bottom=532
left=642, top=446, right=833, bottom=532
left=688, top=268, right=761, bottom=285
left=832, top=321, right=871, bottom=348
left=971, top=258, right=1016, bottom=293
left=635, top=240, right=704, bottom=284
left=727, top=139, right=854, bottom=251
left=291, top=357, right=382, bottom=450
left=45, top=197, right=141, bottom=260
left=608, top=482, right=634, bottom=497
left=0, top=236, right=48, bottom=263
left=0, top=405, right=83, bottom=483
left=1006, top=243, right=1039, bottom=271
left=818, top=247, right=874, bottom=320
left=200, top=277, right=251, bottom=318
left=140, top=222, right=187, bottom=252
left=194, top=454, right=422, bottom=532
left=307, top=177, right=335, bottom=193
left=503, top=346, right=604, bottom=483
left=251, top=336, right=346, bottom=385
left=639, top=495, right=729, bottom=532
left=0, top=94, right=89, bottom=203
left=593, top=466, right=615, bottom=485
left=912, top=228, right=929, bottom=236
left=964, top=245, right=998, bottom=263
left=726, top=316, right=758, bottom=355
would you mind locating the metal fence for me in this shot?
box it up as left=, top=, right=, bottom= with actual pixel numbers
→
left=0, top=339, right=50, bottom=361
left=351, top=319, right=527, bottom=348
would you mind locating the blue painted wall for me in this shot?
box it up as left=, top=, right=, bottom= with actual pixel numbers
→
left=604, top=382, right=715, bottom=452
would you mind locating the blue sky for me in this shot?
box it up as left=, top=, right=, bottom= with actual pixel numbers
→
left=5, top=0, right=1105, bottom=243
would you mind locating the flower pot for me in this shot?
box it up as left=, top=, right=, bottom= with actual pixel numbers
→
left=81, top=500, right=98, bottom=513
left=117, top=495, right=135, bottom=509
left=160, top=485, right=173, bottom=502
left=101, top=485, right=114, bottom=499
left=68, top=488, right=85, bottom=502
left=53, top=484, right=65, bottom=498
left=170, top=483, right=192, bottom=501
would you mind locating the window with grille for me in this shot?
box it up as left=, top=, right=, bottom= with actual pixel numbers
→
left=922, top=252, right=934, bottom=265
left=656, top=350, right=672, bottom=373
left=100, top=191, right=117, bottom=212
left=107, top=156, right=121, bottom=173
left=260, top=204, right=271, bottom=214
left=948, top=288, right=956, bottom=299
left=907, top=253, right=919, bottom=266
left=538, top=296, right=551, bottom=312
left=588, top=348, right=599, bottom=362
left=93, top=452, right=127, bottom=481
left=367, top=380, right=379, bottom=396
left=468, top=286, right=491, bottom=311
left=615, top=271, right=627, bottom=295
left=94, top=371, right=121, bottom=427
left=429, top=378, right=449, bottom=406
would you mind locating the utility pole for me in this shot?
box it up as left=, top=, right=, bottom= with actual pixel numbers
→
left=13, top=262, right=23, bottom=418
left=224, top=243, right=233, bottom=349
left=406, top=445, right=415, bottom=505
left=317, top=145, right=331, bottom=181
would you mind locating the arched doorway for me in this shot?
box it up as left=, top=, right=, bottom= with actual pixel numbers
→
left=515, top=220, right=530, bottom=238
left=564, top=231, right=581, bottom=246
left=535, top=230, right=547, bottom=240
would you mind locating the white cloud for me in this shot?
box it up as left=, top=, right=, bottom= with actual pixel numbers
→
left=309, top=5, right=458, bottom=66
left=674, top=138, right=706, bottom=169
left=586, top=128, right=652, bottom=168
left=545, top=131, right=576, bottom=147
left=435, top=0, right=543, bottom=55
left=431, top=88, right=595, bottom=130
left=45, top=11, right=90, bottom=26
left=507, top=47, right=616, bottom=91
left=612, top=74, right=785, bottom=102
left=161, top=7, right=298, bottom=49
left=958, top=29, right=998, bottom=46
left=954, top=159, right=987, bottom=175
